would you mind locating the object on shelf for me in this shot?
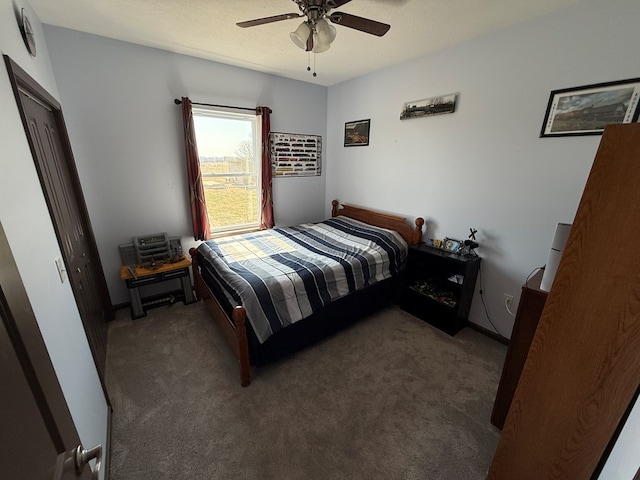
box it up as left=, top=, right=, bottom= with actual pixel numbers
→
left=118, top=232, right=184, bottom=269
left=459, top=228, right=479, bottom=256
left=409, top=280, right=457, bottom=308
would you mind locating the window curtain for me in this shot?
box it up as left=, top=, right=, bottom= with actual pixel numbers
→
left=257, top=106, right=274, bottom=229
left=180, top=97, right=210, bottom=240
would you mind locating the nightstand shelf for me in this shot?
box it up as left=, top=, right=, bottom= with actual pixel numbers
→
left=399, top=243, right=481, bottom=335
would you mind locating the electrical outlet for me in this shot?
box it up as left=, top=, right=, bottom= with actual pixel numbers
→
left=503, top=293, right=514, bottom=311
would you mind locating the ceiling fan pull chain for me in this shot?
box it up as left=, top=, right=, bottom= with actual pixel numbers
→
left=313, top=52, right=317, bottom=77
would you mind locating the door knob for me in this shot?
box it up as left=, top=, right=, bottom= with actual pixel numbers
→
left=74, top=444, right=102, bottom=480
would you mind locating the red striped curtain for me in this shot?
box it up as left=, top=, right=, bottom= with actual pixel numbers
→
left=180, top=97, right=210, bottom=240
left=258, top=106, right=274, bottom=229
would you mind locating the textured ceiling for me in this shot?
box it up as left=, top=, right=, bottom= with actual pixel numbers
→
left=29, top=0, right=587, bottom=86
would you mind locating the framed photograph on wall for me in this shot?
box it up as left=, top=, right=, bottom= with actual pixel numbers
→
left=270, top=132, right=322, bottom=177
left=400, top=93, right=457, bottom=120
left=344, top=119, right=370, bottom=146
left=540, top=78, right=640, bottom=137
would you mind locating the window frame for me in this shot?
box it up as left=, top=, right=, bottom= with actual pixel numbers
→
left=192, top=107, right=262, bottom=236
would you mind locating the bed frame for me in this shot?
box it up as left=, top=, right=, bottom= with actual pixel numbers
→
left=189, top=200, right=424, bottom=386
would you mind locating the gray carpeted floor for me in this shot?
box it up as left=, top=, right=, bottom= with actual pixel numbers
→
left=106, top=301, right=505, bottom=480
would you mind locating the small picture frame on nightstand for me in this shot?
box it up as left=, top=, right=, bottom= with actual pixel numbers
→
left=443, top=237, right=462, bottom=253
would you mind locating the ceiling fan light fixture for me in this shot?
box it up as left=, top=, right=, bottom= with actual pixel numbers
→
left=290, top=21, right=311, bottom=50
left=312, top=19, right=336, bottom=54
left=312, top=35, right=330, bottom=53
left=315, top=18, right=337, bottom=45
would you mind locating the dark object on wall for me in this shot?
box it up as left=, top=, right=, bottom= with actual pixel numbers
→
left=270, top=131, right=321, bottom=176
left=540, top=78, right=640, bottom=137
left=173, top=98, right=271, bottom=114
left=344, top=119, right=370, bottom=146
left=344, top=119, right=371, bottom=147
left=18, top=8, right=36, bottom=57
left=491, top=269, right=548, bottom=429
left=400, top=93, right=456, bottom=120
left=488, top=124, right=640, bottom=479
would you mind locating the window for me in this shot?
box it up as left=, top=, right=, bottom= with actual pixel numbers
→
left=192, top=108, right=261, bottom=234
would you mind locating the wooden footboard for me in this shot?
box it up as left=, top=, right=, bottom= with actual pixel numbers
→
left=190, top=248, right=251, bottom=386
left=191, top=200, right=424, bottom=387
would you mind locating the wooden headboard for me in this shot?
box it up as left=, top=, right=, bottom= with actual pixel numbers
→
left=331, top=200, right=424, bottom=246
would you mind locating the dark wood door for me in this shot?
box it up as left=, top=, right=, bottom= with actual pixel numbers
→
left=4, top=56, right=113, bottom=395
left=19, top=90, right=108, bottom=368
left=488, top=124, right=640, bottom=478
left=0, top=222, right=93, bottom=480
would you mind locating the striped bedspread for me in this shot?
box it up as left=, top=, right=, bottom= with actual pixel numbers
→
left=197, top=217, right=408, bottom=343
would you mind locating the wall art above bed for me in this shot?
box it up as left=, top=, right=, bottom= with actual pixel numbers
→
left=270, top=132, right=321, bottom=177
left=540, top=78, right=640, bottom=137
left=344, top=119, right=370, bottom=146
left=400, top=93, right=457, bottom=120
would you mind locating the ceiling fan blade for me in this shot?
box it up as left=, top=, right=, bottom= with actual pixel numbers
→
left=236, top=13, right=302, bottom=28
left=326, top=0, right=353, bottom=8
left=328, top=12, right=390, bottom=36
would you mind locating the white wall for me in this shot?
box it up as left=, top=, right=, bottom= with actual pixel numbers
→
left=327, top=2, right=640, bottom=472
left=0, top=0, right=107, bottom=476
left=42, top=26, right=328, bottom=305
left=326, top=0, right=640, bottom=339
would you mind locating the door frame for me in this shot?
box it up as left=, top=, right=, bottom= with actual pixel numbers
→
left=0, top=220, right=96, bottom=479
left=4, top=55, right=114, bottom=404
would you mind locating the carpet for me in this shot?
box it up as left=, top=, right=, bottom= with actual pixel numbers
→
left=106, top=301, right=505, bottom=479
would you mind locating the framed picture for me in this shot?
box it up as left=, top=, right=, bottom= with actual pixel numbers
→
left=344, top=119, right=370, bottom=146
left=443, top=237, right=462, bottom=253
left=540, top=78, right=640, bottom=137
left=270, top=132, right=322, bottom=177
left=400, top=93, right=456, bottom=120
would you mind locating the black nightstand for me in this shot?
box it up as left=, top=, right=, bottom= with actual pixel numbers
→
left=399, top=243, right=481, bottom=335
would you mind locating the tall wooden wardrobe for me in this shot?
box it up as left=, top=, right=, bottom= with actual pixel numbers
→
left=488, top=124, right=640, bottom=479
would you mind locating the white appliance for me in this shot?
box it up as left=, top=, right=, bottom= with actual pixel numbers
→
left=540, top=223, right=572, bottom=292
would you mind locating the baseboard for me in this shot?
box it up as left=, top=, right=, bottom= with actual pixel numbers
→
left=467, top=321, right=509, bottom=345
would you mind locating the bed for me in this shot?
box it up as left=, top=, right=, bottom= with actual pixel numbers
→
left=189, top=200, right=424, bottom=386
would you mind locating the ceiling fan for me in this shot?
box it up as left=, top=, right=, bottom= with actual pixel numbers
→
left=237, top=0, right=391, bottom=54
